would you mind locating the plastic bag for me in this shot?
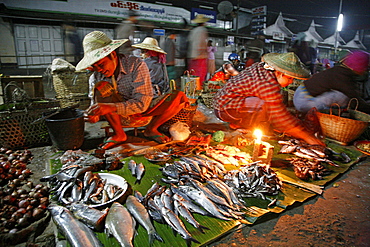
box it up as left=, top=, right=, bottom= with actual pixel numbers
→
left=169, top=122, right=191, bottom=141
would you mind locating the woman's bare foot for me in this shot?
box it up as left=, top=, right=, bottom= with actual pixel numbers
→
left=100, top=134, right=127, bottom=150
left=143, top=130, right=171, bottom=144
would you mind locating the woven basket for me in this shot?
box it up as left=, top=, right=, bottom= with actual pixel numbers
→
left=0, top=100, right=60, bottom=149
left=160, top=105, right=198, bottom=132
left=201, top=92, right=216, bottom=109
left=53, top=71, right=90, bottom=110
left=316, top=100, right=370, bottom=145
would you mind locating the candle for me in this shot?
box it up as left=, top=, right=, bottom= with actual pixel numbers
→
left=253, top=129, right=263, bottom=159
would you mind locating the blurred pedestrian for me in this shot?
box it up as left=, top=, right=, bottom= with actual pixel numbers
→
left=162, top=32, right=177, bottom=81
left=187, top=14, right=210, bottom=85
left=293, top=50, right=370, bottom=114
left=115, top=10, right=139, bottom=54
left=207, top=40, right=217, bottom=80
left=62, top=23, right=82, bottom=65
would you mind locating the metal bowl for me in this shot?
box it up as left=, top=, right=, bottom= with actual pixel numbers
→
left=89, top=173, right=128, bottom=208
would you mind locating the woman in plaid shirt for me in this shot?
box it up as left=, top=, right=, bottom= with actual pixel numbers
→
left=213, top=52, right=324, bottom=146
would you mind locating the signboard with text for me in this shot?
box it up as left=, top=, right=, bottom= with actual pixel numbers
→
left=250, top=5, right=267, bottom=36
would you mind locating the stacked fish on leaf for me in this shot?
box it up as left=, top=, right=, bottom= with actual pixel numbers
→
left=278, top=139, right=351, bottom=181
left=136, top=177, right=247, bottom=246
left=42, top=150, right=124, bottom=205
left=223, top=162, right=282, bottom=200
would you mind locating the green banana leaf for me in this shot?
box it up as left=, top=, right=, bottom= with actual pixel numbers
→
left=49, top=140, right=363, bottom=247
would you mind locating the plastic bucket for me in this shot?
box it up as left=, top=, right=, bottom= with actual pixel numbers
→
left=45, top=108, right=85, bottom=150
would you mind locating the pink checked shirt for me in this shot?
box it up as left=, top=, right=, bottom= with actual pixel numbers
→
left=213, top=62, right=302, bottom=131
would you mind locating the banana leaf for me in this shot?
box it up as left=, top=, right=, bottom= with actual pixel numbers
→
left=49, top=140, right=363, bottom=246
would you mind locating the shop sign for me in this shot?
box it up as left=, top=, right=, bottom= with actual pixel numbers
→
left=191, top=8, right=217, bottom=24
left=252, top=6, right=267, bottom=16
left=153, top=29, right=165, bottom=36
left=1, top=0, right=191, bottom=24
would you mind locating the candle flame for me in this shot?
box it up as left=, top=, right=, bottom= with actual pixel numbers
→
left=254, top=129, right=262, bottom=143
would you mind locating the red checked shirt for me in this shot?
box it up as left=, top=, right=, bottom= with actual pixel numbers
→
left=89, top=54, right=153, bottom=116
left=213, top=62, right=302, bottom=131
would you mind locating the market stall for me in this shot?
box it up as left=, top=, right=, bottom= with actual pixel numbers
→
left=42, top=129, right=364, bottom=247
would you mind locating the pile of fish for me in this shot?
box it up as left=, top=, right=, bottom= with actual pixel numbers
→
left=278, top=139, right=351, bottom=181
left=287, top=157, right=332, bottom=181
left=223, top=163, right=282, bottom=199
left=49, top=196, right=164, bottom=247
left=159, top=155, right=226, bottom=184
left=41, top=150, right=124, bottom=205
left=135, top=177, right=247, bottom=245
left=278, top=139, right=351, bottom=166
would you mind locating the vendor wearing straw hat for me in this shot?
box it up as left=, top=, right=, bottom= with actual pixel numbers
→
left=187, top=14, right=210, bottom=85
left=132, top=37, right=170, bottom=98
left=76, top=31, right=189, bottom=149
left=213, top=52, right=325, bottom=146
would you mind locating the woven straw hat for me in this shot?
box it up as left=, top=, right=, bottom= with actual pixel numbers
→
left=192, top=14, right=210, bottom=24
left=262, top=52, right=310, bottom=80
left=132, top=37, right=166, bottom=54
left=76, top=31, right=128, bottom=71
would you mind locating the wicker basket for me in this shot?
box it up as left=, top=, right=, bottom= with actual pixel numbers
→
left=201, top=92, right=216, bottom=109
left=0, top=100, right=60, bottom=149
left=316, top=100, right=370, bottom=145
left=160, top=105, right=198, bottom=132
left=53, top=71, right=90, bottom=109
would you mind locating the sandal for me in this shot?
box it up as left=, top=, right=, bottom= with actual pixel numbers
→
left=145, top=134, right=170, bottom=144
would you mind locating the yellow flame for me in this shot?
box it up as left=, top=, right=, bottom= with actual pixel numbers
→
left=253, top=129, right=263, bottom=143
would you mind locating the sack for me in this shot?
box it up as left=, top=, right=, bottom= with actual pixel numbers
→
left=169, top=122, right=191, bottom=141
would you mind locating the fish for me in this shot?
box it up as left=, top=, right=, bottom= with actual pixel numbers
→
left=128, top=160, right=137, bottom=176
left=49, top=204, right=103, bottom=247
left=212, top=178, right=246, bottom=209
left=69, top=202, right=108, bottom=231
left=187, top=178, right=232, bottom=208
left=71, top=179, right=83, bottom=202
left=126, top=195, right=163, bottom=245
left=161, top=207, right=200, bottom=246
left=173, top=193, right=208, bottom=216
left=135, top=162, right=145, bottom=184
left=178, top=185, right=231, bottom=221
left=105, top=202, right=136, bottom=247
left=174, top=200, right=209, bottom=234
left=278, top=144, right=297, bottom=154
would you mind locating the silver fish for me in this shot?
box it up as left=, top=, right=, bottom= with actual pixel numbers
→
left=178, top=185, right=231, bottom=221
left=187, top=178, right=232, bottom=208
left=49, top=204, right=103, bottom=247
left=126, top=195, right=163, bottom=245
left=128, top=160, right=137, bottom=176
left=161, top=207, right=200, bottom=245
left=174, top=200, right=209, bottom=233
left=105, top=202, right=136, bottom=247
left=173, top=193, right=208, bottom=216
left=70, top=202, right=108, bottom=231
left=135, top=162, right=145, bottom=184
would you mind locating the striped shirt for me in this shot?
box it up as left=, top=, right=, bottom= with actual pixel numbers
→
left=213, top=62, right=302, bottom=131
left=89, top=54, right=153, bottom=116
